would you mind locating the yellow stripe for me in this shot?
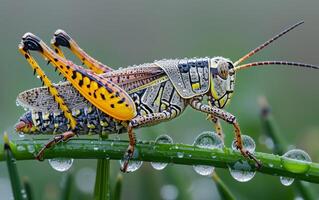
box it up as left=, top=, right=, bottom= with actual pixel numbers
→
left=19, top=47, right=77, bottom=129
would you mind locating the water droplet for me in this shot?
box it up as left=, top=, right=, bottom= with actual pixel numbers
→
left=193, top=131, right=224, bottom=149
left=151, top=135, right=173, bottom=170
left=268, top=163, right=274, bottom=168
left=193, top=165, right=214, bottom=176
left=49, top=158, right=74, bottom=172
left=280, top=176, right=294, bottom=186
left=119, top=149, right=143, bottom=172
left=21, top=189, right=27, bottom=199
left=36, top=75, right=40, bottom=79
left=280, top=149, right=311, bottom=186
left=231, top=135, right=256, bottom=153
left=75, top=167, right=95, bottom=194
left=265, top=137, right=275, bottom=150
left=27, top=145, right=35, bottom=153
left=119, top=160, right=142, bottom=172
left=17, top=145, right=26, bottom=152
left=177, top=152, right=184, bottom=158
left=192, top=131, right=223, bottom=176
left=160, top=184, right=179, bottom=200
left=228, top=160, right=256, bottom=182
left=93, top=146, right=99, bottom=151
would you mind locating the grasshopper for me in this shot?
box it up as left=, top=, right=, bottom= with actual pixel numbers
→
left=15, top=21, right=319, bottom=172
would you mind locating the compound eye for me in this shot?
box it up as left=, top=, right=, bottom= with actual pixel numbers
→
left=217, top=62, right=229, bottom=79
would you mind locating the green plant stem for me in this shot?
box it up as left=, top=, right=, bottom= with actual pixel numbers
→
left=94, top=135, right=110, bottom=200
left=94, top=158, right=110, bottom=200
left=1, top=138, right=319, bottom=184
left=4, top=133, right=25, bottom=200
left=113, top=173, right=123, bottom=200
left=259, top=97, right=317, bottom=199
left=22, top=178, right=34, bottom=200
left=212, top=172, right=235, bottom=200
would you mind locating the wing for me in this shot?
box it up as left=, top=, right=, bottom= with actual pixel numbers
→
left=17, top=63, right=166, bottom=112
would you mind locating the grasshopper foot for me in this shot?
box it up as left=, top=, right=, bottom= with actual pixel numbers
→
left=239, top=147, right=262, bottom=169
left=120, top=145, right=134, bottom=173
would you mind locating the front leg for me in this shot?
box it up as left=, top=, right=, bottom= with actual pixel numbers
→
left=190, top=98, right=261, bottom=168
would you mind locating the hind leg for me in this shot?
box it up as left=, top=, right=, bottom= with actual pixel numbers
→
left=51, top=29, right=112, bottom=74
left=20, top=32, right=136, bottom=121
left=19, top=38, right=78, bottom=160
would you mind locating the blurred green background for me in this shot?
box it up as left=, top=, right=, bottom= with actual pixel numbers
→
left=1, top=0, right=319, bottom=199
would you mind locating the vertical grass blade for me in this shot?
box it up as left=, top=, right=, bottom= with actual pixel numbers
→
left=22, top=178, right=33, bottom=200
left=259, top=97, right=317, bottom=200
left=94, top=135, right=110, bottom=200
left=3, top=132, right=25, bottom=200
left=212, top=173, right=235, bottom=200
left=60, top=174, right=73, bottom=200
left=113, top=173, right=123, bottom=200
left=259, top=97, right=287, bottom=155
left=94, top=158, right=110, bottom=200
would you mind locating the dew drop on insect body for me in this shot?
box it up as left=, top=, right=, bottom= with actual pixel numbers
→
left=228, top=135, right=256, bottom=182
left=151, top=135, right=173, bottom=170
left=192, top=131, right=223, bottom=176
left=279, top=149, right=311, bottom=186
left=48, top=158, right=74, bottom=172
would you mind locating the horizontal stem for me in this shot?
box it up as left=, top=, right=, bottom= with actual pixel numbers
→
left=0, top=138, right=319, bottom=183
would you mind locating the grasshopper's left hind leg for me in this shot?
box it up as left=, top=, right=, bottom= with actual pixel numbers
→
left=19, top=35, right=78, bottom=160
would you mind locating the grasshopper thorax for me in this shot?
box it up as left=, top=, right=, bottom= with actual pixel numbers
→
left=209, top=57, right=235, bottom=108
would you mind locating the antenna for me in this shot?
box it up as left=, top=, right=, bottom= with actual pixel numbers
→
left=233, top=21, right=304, bottom=67
left=234, top=61, right=319, bottom=71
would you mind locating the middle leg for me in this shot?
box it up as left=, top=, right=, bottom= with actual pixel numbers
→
left=208, top=114, right=224, bottom=142
left=121, top=109, right=179, bottom=172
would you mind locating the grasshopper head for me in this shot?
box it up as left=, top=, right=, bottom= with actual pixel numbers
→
left=15, top=111, right=38, bottom=134
left=209, top=57, right=236, bottom=108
